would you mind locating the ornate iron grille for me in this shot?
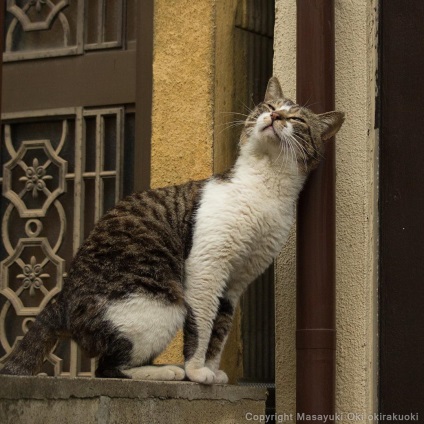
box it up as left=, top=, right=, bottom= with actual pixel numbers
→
left=0, top=0, right=143, bottom=377
left=0, top=108, right=134, bottom=376
left=3, top=0, right=132, bottom=62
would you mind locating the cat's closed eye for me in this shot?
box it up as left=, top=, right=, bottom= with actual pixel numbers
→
left=288, top=116, right=306, bottom=123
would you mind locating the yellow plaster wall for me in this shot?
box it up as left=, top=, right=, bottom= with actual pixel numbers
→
left=151, top=1, right=244, bottom=381
left=274, top=0, right=378, bottom=420
left=151, top=0, right=216, bottom=364
left=150, top=0, right=215, bottom=190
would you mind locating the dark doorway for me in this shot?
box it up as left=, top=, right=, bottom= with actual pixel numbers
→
left=379, top=0, right=424, bottom=418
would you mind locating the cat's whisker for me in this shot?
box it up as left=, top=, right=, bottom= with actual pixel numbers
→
left=280, top=146, right=288, bottom=173
left=288, top=137, right=298, bottom=175
left=216, top=119, right=256, bottom=127
left=216, top=120, right=253, bottom=136
left=288, top=134, right=308, bottom=170
left=288, top=133, right=308, bottom=158
left=293, top=132, right=324, bottom=160
left=238, top=101, right=255, bottom=115
left=217, top=111, right=251, bottom=118
left=273, top=138, right=285, bottom=165
left=274, top=142, right=286, bottom=172
left=279, top=135, right=294, bottom=174
left=290, top=136, right=302, bottom=176
left=299, top=96, right=320, bottom=111
left=216, top=121, right=246, bottom=129
left=283, top=142, right=291, bottom=173
left=216, top=126, right=240, bottom=136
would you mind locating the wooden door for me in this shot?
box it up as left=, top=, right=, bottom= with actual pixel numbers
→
left=0, top=0, right=152, bottom=377
left=379, top=0, right=424, bottom=417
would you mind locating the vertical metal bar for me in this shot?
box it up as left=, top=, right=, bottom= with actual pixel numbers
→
left=247, top=31, right=254, bottom=106
left=71, top=108, right=86, bottom=375
left=0, top=5, right=6, bottom=369
left=116, top=0, right=124, bottom=47
left=134, top=0, right=153, bottom=191
left=98, top=0, right=105, bottom=44
left=263, top=271, right=269, bottom=380
left=73, top=108, right=85, bottom=254
left=253, top=33, right=260, bottom=103
left=70, top=340, right=78, bottom=377
left=76, top=0, right=84, bottom=54
left=116, top=108, right=124, bottom=201
left=296, top=0, right=336, bottom=421
left=95, top=114, right=104, bottom=221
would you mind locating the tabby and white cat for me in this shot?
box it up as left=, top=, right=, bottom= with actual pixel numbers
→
left=0, top=77, right=344, bottom=384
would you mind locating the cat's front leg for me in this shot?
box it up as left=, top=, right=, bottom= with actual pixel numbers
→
left=183, top=266, right=229, bottom=384
left=183, top=292, right=222, bottom=384
left=203, top=295, right=238, bottom=384
left=203, top=269, right=263, bottom=383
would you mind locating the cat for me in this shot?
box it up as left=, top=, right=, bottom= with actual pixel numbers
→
left=0, top=77, right=344, bottom=384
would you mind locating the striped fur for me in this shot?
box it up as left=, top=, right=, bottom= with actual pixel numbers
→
left=0, top=77, right=344, bottom=384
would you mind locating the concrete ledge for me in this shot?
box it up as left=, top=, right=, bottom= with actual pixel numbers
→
left=0, top=376, right=266, bottom=424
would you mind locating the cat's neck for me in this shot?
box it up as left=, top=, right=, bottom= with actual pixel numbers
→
left=231, top=140, right=307, bottom=195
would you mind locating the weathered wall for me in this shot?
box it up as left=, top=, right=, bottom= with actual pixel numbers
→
left=274, top=0, right=378, bottom=420
left=333, top=1, right=379, bottom=417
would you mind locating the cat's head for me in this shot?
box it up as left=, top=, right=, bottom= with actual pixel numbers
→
left=241, top=76, right=345, bottom=173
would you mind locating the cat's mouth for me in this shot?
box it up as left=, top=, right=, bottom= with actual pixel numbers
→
left=263, top=124, right=276, bottom=134
left=262, top=124, right=281, bottom=140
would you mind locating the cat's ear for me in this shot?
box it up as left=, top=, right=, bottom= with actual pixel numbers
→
left=318, top=111, right=345, bottom=141
left=264, top=77, right=284, bottom=102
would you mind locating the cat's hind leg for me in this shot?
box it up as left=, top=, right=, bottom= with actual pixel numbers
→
left=102, top=296, right=186, bottom=378
left=122, top=364, right=185, bottom=381
left=95, top=336, right=133, bottom=379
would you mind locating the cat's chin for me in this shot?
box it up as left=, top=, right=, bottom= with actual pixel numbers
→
left=260, top=126, right=280, bottom=142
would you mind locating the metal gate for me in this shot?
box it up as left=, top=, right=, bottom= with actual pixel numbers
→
left=0, top=0, right=152, bottom=377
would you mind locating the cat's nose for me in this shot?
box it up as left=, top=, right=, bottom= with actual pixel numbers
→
left=270, top=112, right=282, bottom=121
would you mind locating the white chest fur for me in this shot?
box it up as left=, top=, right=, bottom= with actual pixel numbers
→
left=186, top=152, right=305, bottom=294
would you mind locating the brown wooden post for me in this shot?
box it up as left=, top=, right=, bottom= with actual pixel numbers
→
left=296, top=0, right=336, bottom=421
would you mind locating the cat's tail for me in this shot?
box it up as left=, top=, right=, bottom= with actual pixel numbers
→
left=0, top=296, right=66, bottom=375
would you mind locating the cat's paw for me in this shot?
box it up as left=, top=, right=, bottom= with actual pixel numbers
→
left=213, top=370, right=229, bottom=384
left=186, top=366, right=216, bottom=385
left=161, top=365, right=186, bottom=381
left=123, top=365, right=185, bottom=381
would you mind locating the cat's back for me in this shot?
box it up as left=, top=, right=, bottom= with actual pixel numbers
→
left=64, top=179, right=205, bottom=299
